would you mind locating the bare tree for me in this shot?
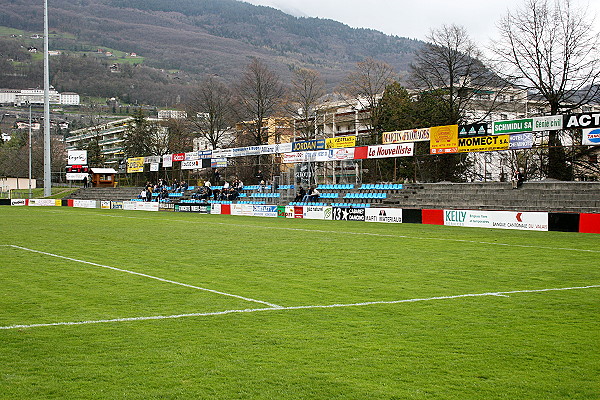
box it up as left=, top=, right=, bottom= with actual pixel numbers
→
left=236, top=58, right=285, bottom=145
left=287, top=68, right=326, bottom=140
left=187, top=77, right=235, bottom=150
left=493, top=0, right=600, bottom=179
left=339, top=57, right=396, bottom=138
left=410, top=24, right=507, bottom=125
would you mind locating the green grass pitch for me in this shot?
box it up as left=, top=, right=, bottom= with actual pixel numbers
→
left=1, top=207, right=598, bottom=399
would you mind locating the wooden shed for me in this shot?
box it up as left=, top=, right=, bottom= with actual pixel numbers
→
left=91, top=168, right=118, bottom=187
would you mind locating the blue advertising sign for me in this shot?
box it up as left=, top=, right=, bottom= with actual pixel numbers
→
left=292, top=139, right=326, bottom=152
left=509, top=132, right=534, bottom=149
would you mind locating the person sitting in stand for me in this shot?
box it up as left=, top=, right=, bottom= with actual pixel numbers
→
left=294, top=186, right=306, bottom=202
left=302, top=186, right=314, bottom=203
left=309, top=187, right=320, bottom=203
left=160, top=187, right=169, bottom=200
left=212, top=188, right=220, bottom=201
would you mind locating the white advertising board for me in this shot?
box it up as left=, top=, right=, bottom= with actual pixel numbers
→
left=211, top=203, right=222, bottom=215
left=28, top=199, right=58, bottom=207
left=365, top=208, right=403, bottom=223
left=67, top=150, right=87, bottom=165
left=123, top=201, right=138, bottom=211
left=73, top=199, right=97, bottom=208
left=11, top=199, right=26, bottom=206
left=367, top=143, right=414, bottom=159
left=303, top=205, right=333, bottom=220
left=66, top=173, right=87, bottom=181
left=136, top=202, right=159, bottom=212
left=285, top=206, right=295, bottom=218
left=181, top=160, right=202, bottom=170
left=444, top=209, right=548, bottom=231
left=162, top=154, right=173, bottom=168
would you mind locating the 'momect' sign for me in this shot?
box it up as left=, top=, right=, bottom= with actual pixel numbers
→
left=367, top=143, right=414, bottom=159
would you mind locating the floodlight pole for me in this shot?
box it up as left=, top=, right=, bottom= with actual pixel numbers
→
left=43, top=0, right=51, bottom=197
left=28, top=102, right=32, bottom=198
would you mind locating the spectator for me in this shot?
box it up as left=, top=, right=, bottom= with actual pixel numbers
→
left=512, top=169, right=525, bottom=189
left=309, top=187, right=320, bottom=203
left=255, top=170, right=264, bottom=184
left=294, top=186, right=306, bottom=202
left=303, top=186, right=315, bottom=203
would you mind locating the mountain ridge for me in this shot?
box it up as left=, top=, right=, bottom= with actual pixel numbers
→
left=0, top=0, right=423, bottom=104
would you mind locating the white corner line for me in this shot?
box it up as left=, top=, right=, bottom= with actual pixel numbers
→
left=5, top=245, right=281, bottom=309
left=1, top=284, right=597, bottom=331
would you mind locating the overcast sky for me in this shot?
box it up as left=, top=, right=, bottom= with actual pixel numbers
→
left=243, top=0, right=599, bottom=47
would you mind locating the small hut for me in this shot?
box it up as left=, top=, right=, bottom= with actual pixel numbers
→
left=90, top=168, right=118, bottom=187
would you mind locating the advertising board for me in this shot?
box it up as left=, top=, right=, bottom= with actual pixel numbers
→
left=582, top=127, right=600, bottom=145
left=458, top=123, right=488, bottom=138
left=136, top=202, right=159, bottom=212
left=368, top=143, right=414, bottom=158
left=211, top=158, right=227, bottom=168
left=493, top=118, right=533, bottom=135
left=326, top=136, right=357, bottom=148
left=563, top=112, right=600, bottom=129
left=175, top=204, right=210, bottom=213
left=123, top=201, right=137, bottom=210
left=429, top=125, right=458, bottom=154
left=66, top=173, right=87, bottom=181
left=126, top=157, right=145, bottom=173
left=365, top=208, right=403, bottom=223
left=159, top=202, right=175, bottom=211
left=292, top=139, right=326, bottom=152
left=162, top=154, right=173, bottom=168
left=211, top=203, right=222, bottom=214
left=458, top=135, right=510, bottom=153
left=253, top=205, right=278, bottom=217
left=303, top=205, right=333, bottom=220
left=11, top=199, right=26, bottom=206
left=382, top=128, right=430, bottom=144
left=181, top=160, right=202, bottom=170
left=101, top=201, right=111, bottom=209
left=73, top=199, right=97, bottom=208
left=67, top=150, right=87, bottom=165
left=509, top=133, right=534, bottom=149
left=329, top=148, right=355, bottom=160
left=111, top=201, right=124, bottom=209
left=28, top=199, right=60, bottom=206
left=444, top=209, right=548, bottom=231
left=332, top=207, right=365, bottom=221
left=533, top=115, right=563, bottom=131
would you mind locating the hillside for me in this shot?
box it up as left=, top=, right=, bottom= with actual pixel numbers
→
left=0, top=0, right=423, bottom=105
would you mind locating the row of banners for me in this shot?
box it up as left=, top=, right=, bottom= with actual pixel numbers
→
left=10, top=198, right=600, bottom=233
left=125, top=111, right=600, bottom=172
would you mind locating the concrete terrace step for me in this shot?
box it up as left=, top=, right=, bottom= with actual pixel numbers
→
left=386, top=181, right=600, bottom=213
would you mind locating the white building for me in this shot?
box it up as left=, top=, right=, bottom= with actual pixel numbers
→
left=60, top=92, right=80, bottom=106
left=158, top=110, right=187, bottom=120
left=0, top=88, right=80, bottom=106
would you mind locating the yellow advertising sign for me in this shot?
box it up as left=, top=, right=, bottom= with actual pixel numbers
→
left=127, top=157, right=145, bottom=173
left=382, top=128, right=430, bottom=144
left=429, top=125, right=458, bottom=154
left=325, top=135, right=356, bottom=149
left=458, top=135, right=510, bottom=153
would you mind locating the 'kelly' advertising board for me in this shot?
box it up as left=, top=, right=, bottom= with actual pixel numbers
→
left=444, top=209, right=548, bottom=231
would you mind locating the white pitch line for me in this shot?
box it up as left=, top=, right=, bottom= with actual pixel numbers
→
left=1, top=284, right=597, bottom=330
left=5, top=245, right=281, bottom=309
